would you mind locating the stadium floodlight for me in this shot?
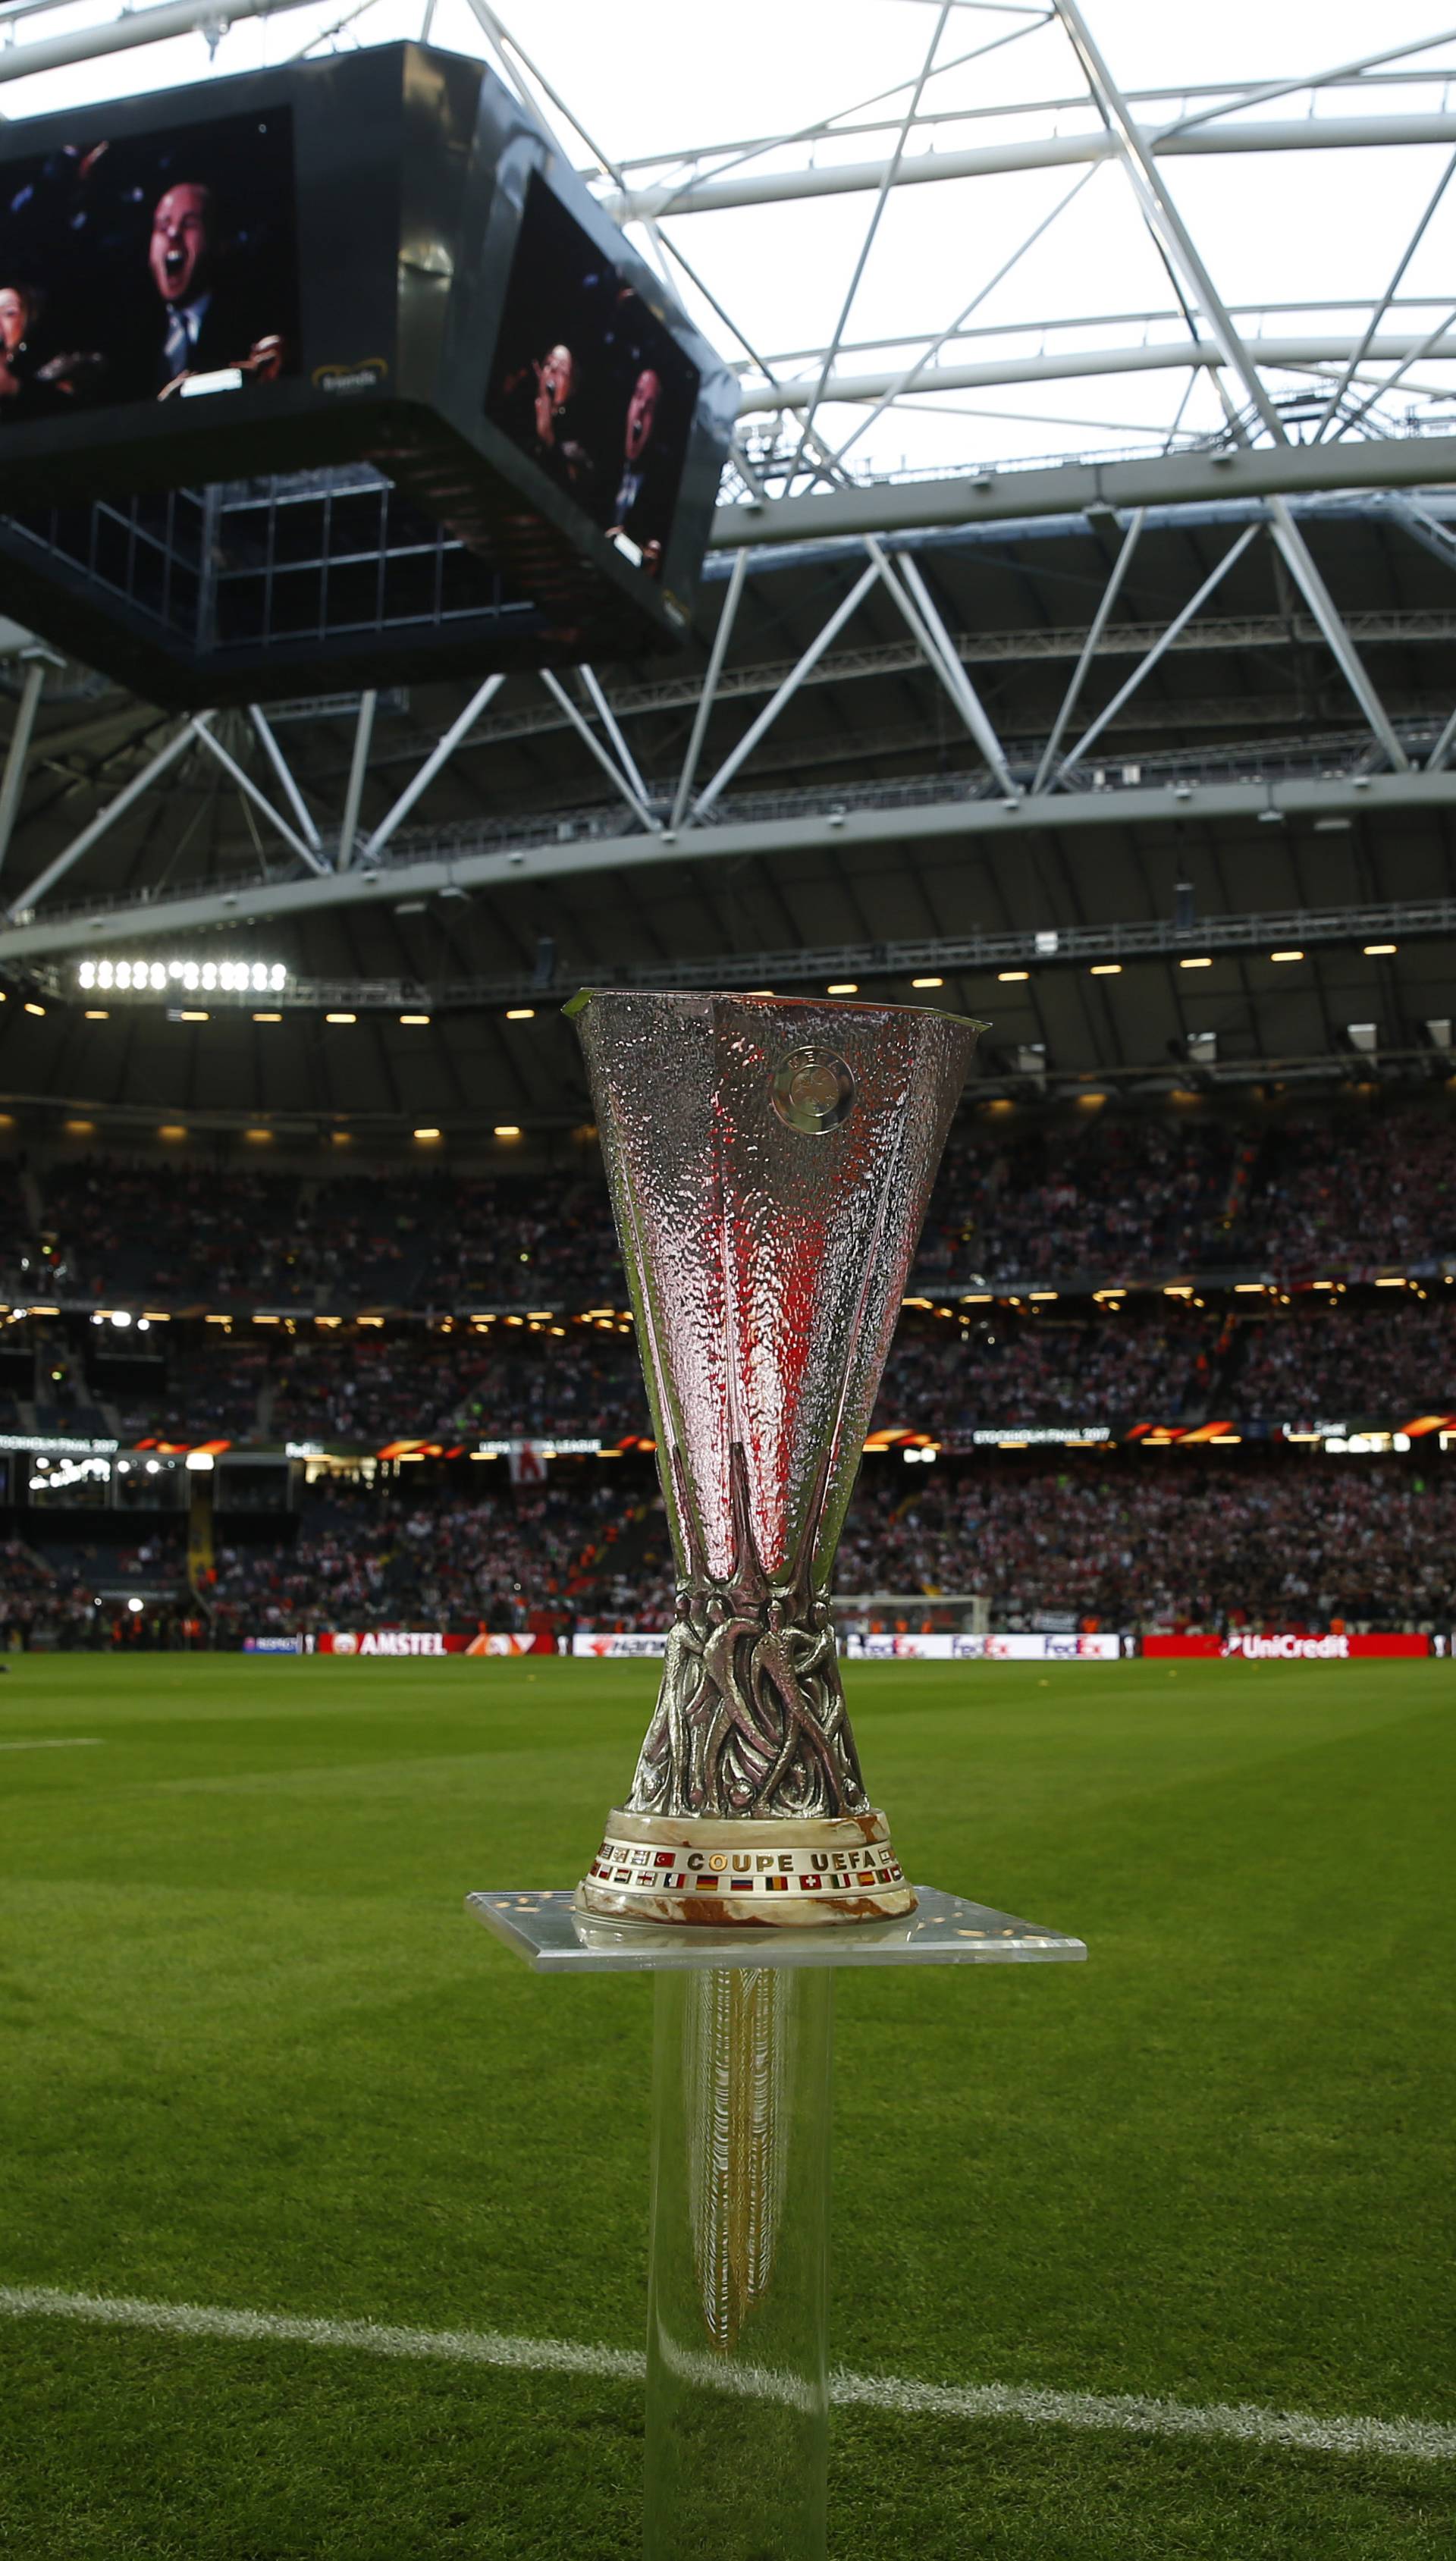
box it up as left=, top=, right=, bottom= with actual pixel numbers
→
left=76, top=958, right=288, bottom=997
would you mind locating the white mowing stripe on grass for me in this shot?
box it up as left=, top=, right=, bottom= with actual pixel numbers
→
left=1, top=2283, right=1451, bottom=2466
left=0, top=1737, right=102, bottom=1752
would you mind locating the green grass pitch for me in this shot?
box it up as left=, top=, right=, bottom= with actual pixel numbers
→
left=0, top=1652, right=1451, bottom=2559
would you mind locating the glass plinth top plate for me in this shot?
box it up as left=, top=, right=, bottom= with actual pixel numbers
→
left=466, top=1887, right=1085, bottom=1973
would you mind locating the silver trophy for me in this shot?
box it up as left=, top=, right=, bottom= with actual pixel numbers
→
left=568, top=990, right=984, bottom=1925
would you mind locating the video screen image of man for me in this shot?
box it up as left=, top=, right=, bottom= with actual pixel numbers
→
left=0, top=284, right=76, bottom=420
left=491, top=335, right=595, bottom=500
left=0, top=107, right=298, bottom=428
left=485, top=172, right=699, bottom=578
left=607, top=362, right=667, bottom=573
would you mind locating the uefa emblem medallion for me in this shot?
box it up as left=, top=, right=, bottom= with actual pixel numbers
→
left=566, top=988, right=985, bottom=1925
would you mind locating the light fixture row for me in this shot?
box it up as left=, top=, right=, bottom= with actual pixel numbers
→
left=76, top=957, right=288, bottom=994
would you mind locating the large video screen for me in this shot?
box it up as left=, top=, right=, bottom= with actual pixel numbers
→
left=484, top=171, right=701, bottom=579
left=0, top=106, right=298, bottom=427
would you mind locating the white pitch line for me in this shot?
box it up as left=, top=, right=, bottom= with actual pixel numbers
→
left=0, top=2284, right=1451, bottom=2465
left=0, top=1737, right=102, bottom=1752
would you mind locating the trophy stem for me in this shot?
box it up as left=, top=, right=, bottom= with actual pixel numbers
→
left=645, top=1965, right=833, bottom=2561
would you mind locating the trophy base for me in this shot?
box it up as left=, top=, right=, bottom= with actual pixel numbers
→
left=575, top=1808, right=916, bottom=1928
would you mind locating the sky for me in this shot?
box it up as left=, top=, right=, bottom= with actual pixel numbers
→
left=6, top=0, right=1456, bottom=477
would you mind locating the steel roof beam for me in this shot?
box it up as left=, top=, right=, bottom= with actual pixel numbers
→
left=8, top=767, right=1456, bottom=959
left=688, top=560, right=880, bottom=822
left=605, top=115, right=1456, bottom=224
left=188, top=719, right=318, bottom=870
left=538, top=671, right=660, bottom=833
left=334, top=691, right=378, bottom=870
left=1153, top=27, right=1456, bottom=142
left=0, top=0, right=322, bottom=86
left=1033, top=509, right=1144, bottom=790
left=711, top=438, right=1456, bottom=548
left=735, top=331, right=1456, bottom=414
left=358, top=673, right=505, bottom=865
left=669, top=548, right=748, bottom=828
left=248, top=710, right=326, bottom=868
left=5, top=720, right=202, bottom=922
left=1047, top=523, right=1261, bottom=785
left=867, top=539, right=1019, bottom=796
left=755, top=295, right=1456, bottom=377
left=1051, top=0, right=1408, bottom=770
left=607, top=69, right=1456, bottom=186
left=0, top=658, right=48, bottom=880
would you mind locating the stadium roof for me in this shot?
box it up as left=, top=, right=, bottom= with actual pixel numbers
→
left=5, top=2, right=1456, bottom=1141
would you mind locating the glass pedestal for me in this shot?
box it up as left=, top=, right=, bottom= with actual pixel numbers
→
left=467, top=1888, right=1084, bottom=2561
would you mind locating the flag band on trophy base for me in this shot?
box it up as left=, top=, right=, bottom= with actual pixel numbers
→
left=576, top=1809, right=914, bottom=1926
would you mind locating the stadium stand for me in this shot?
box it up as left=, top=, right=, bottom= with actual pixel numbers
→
left=208, top=1473, right=669, bottom=1641
left=5, top=1101, right=1456, bottom=1645
left=15, top=1101, right=1456, bottom=1320
left=835, top=1458, right=1456, bottom=1632
left=26, top=1452, right=1429, bottom=1641
left=1227, top=1296, right=1456, bottom=1417
left=50, top=1285, right=1456, bottom=1452
left=874, top=1304, right=1221, bottom=1431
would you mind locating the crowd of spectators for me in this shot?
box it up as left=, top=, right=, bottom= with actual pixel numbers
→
left=33, top=1158, right=623, bottom=1310
left=918, top=1104, right=1456, bottom=1287
left=919, top=1114, right=1251, bottom=1285
left=8, top=1440, right=1456, bottom=1641
left=11, top=1100, right=1456, bottom=1321
left=0, top=1164, right=35, bottom=1301
left=834, top=1456, right=1456, bottom=1629
left=877, top=1305, right=1219, bottom=1430
left=1238, top=1116, right=1456, bottom=1272
left=39, top=1159, right=308, bottom=1303
left=0, top=1536, right=73, bottom=1646
left=1232, top=1297, right=1456, bottom=1418
left=12, top=1292, right=1456, bottom=1449
left=0, top=1532, right=184, bottom=1646
left=268, top=1326, right=644, bottom=1445
left=208, top=1472, right=645, bottom=1638
left=197, top=1453, right=1456, bottom=1636
left=416, top=1176, right=620, bottom=1307
left=103, top=1332, right=274, bottom=1441
left=2, top=1100, right=1454, bottom=1489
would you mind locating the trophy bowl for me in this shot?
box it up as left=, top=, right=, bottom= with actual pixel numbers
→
left=568, top=989, right=984, bottom=1925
